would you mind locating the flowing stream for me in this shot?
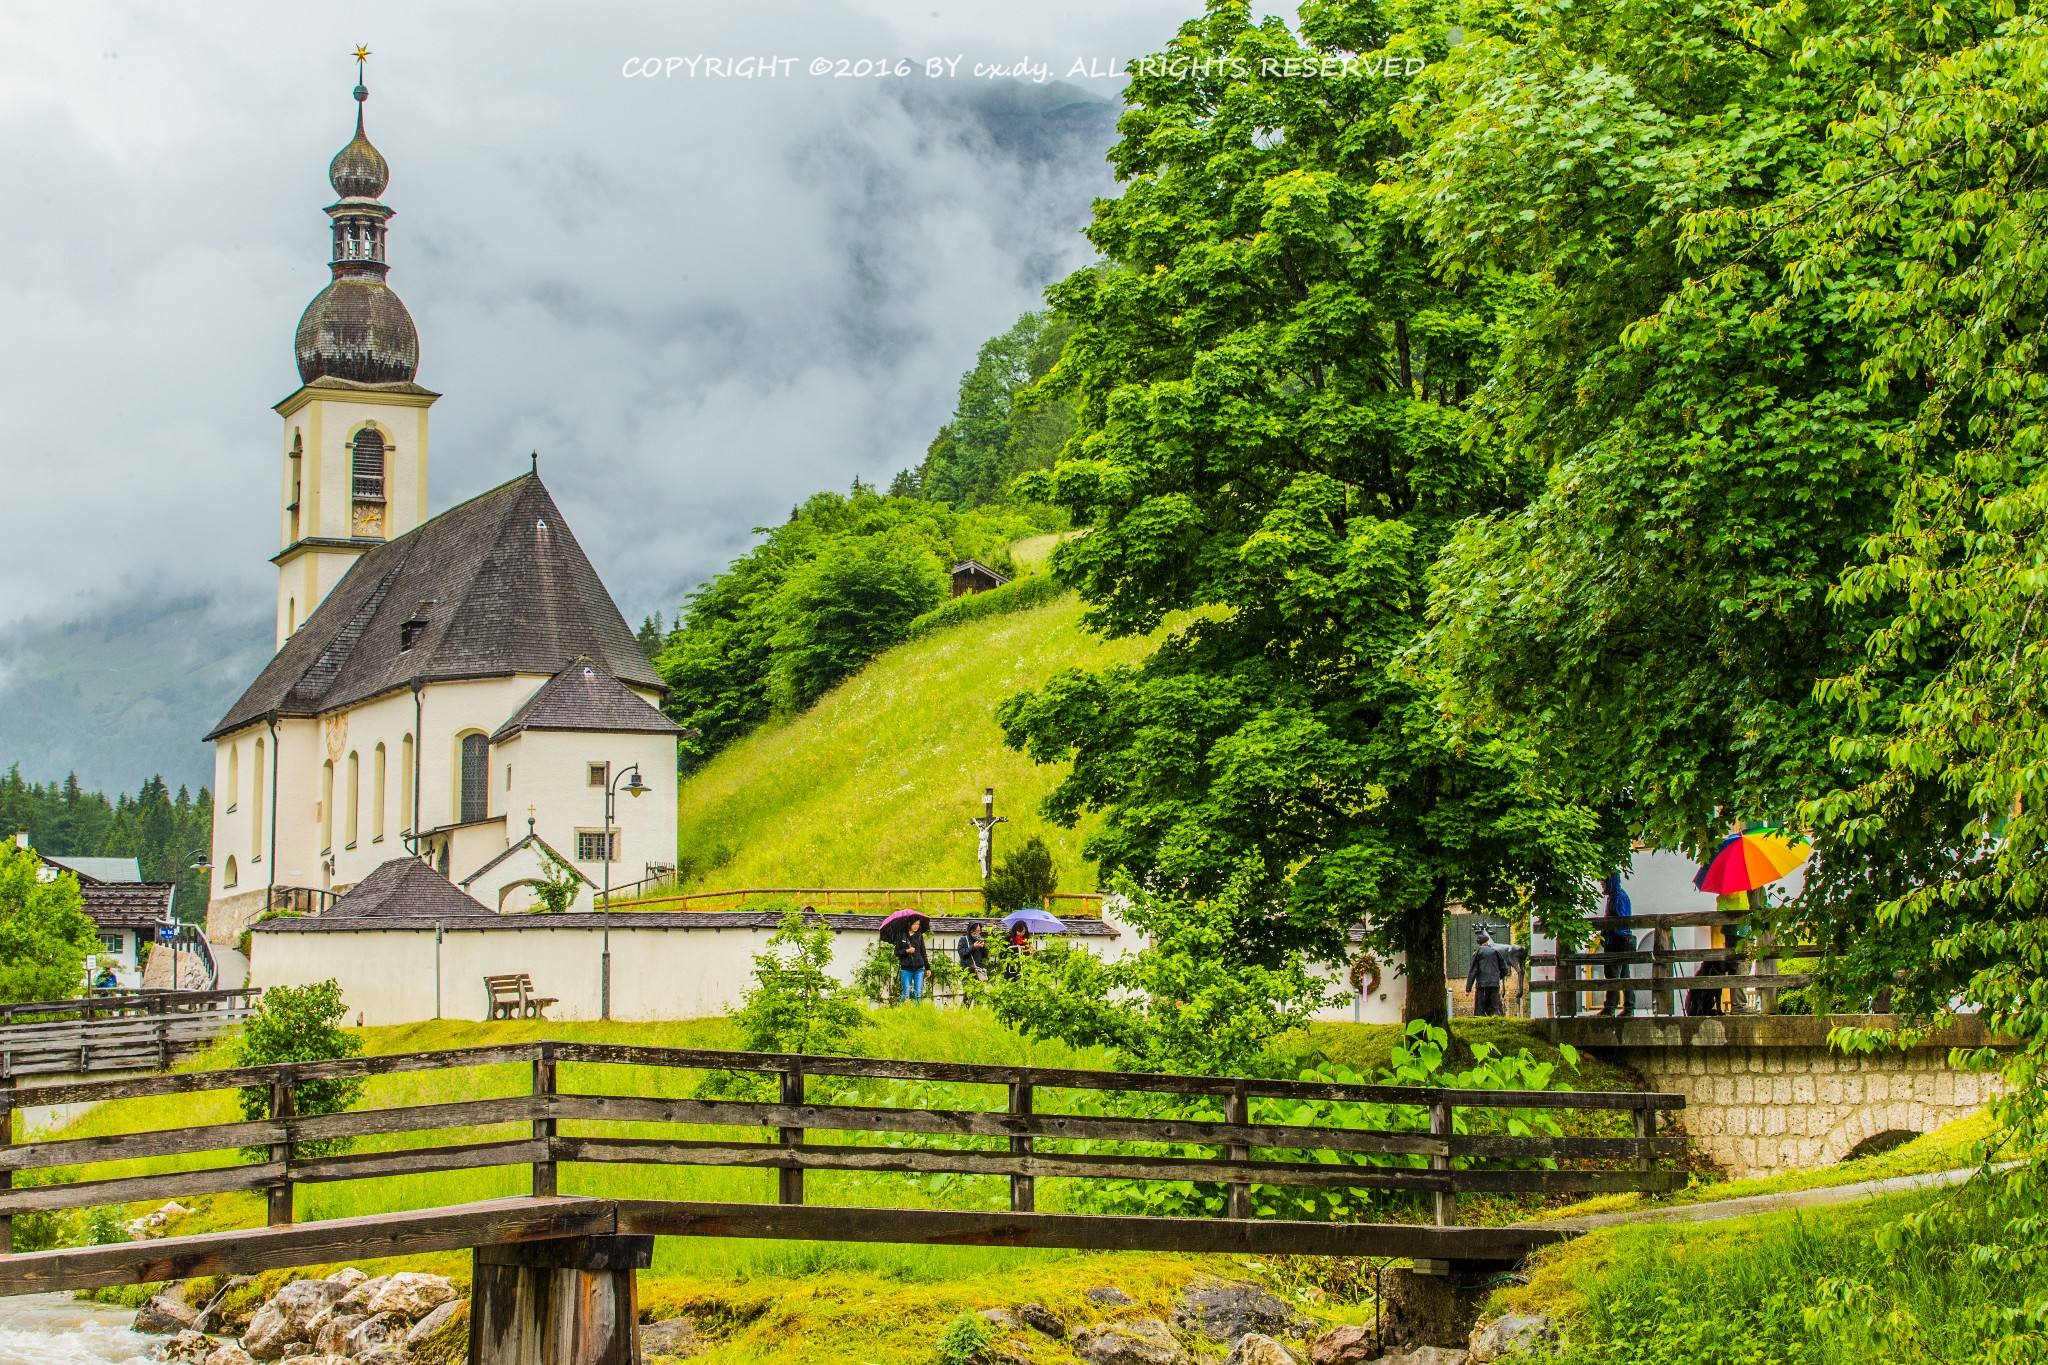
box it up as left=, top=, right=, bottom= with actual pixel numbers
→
left=0, top=1297, right=151, bottom=1365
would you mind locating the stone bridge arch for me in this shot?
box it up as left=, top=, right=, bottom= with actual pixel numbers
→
left=1543, top=1015, right=2006, bottom=1178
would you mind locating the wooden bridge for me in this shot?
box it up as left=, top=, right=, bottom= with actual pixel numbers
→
left=0, top=989, right=259, bottom=1081
left=1532, top=910, right=1818, bottom=1016
left=0, top=1042, right=1682, bottom=1362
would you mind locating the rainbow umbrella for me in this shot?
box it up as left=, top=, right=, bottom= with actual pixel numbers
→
left=1693, top=827, right=1812, bottom=894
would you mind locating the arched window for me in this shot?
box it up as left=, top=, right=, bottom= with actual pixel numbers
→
left=372, top=743, right=387, bottom=841
left=400, top=733, right=415, bottom=833
left=352, top=427, right=386, bottom=501
left=250, top=738, right=265, bottom=858
left=345, top=751, right=361, bottom=847
left=223, top=855, right=238, bottom=890
left=321, top=759, right=335, bottom=854
left=225, top=745, right=239, bottom=812
left=459, top=733, right=489, bottom=824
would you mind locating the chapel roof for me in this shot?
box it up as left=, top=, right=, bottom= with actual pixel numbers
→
left=492, top=656, right=684, bottom=742
left=313, top=857, right=495, bottom=923
left=208, top=473, right=661, bottom=739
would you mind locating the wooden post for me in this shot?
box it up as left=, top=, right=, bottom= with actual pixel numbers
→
left=1557, top=955, right=1578, bottom=1018
left=267, top=1072, right=294, bottom=1227
left=532, top=1045, right=558, bottom=1199
left=778, top=1062, right=805, bottom=1206
left=1009, top=1073, right=1034, bottom=1213
left=1654, top=923, right=1675, bottom=1017
left=1225, top=1078, right=1251, bottom=1220
left=1430, top=1097, right=1455, bottom=1228
left=1756, top=927, right=1780, bottom=1015
left=0, top=1075, right=13, bottom=1253
left=1634, top=1105, right=1654, bottom=1175
left=470, top=1234, right=651, bottom=1365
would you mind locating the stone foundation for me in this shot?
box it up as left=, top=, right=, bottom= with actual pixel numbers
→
left=1543, top=1015, right=2009, bottom=1178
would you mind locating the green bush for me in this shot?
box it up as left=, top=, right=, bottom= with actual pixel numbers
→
left=933, top=1310, right=996, bottom=1365
left=902, top=570, right=1066, bottom=642
left=983, top=835, right=1057, bottom=913
left=701, top=909, right=868, bottom=1097
left=233, top=979, right=366, bottom=1157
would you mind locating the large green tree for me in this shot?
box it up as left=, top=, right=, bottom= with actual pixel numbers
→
left=999, top=2, right=1618, bottom=1020
left=911, top=310, right=1079, bottom=508
left=0, top=841, right=102, bottom=1004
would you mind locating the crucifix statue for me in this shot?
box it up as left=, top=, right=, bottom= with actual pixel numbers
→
left=970, top=786, right=1008, bottom=879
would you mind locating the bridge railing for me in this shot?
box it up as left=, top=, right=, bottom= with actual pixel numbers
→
left=1530, top=912, right=1820, bottom=1016
left=0, top=1040, right=1684, bottom=1256
left=598, top=884, right=1107, bottom=915
left=0, top=990, right=260, bottom=1080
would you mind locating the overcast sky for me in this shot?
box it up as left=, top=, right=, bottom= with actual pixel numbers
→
left=0, top=0, right=1280, bottom=634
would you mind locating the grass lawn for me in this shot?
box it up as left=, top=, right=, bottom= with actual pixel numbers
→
left=669, top=593, right=1167, bottom=891
left=1492, top=1177, right=2046, bottom=1363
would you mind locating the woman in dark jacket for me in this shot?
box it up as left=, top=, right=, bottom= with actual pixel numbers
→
left=894, top=916, right=930, bottom=1003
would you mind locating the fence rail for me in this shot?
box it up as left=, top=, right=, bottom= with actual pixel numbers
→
left=599, top=885, right=1107, bottom=915
left=0, top=1040, right=1683, bottom=1265
left=0, top=990, right=258, bottom=1079
left=1536, top=912, right=1816, bottom=1016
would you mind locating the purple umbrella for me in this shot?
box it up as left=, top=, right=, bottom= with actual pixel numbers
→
left=1000, top=908, right=1067, bottom=934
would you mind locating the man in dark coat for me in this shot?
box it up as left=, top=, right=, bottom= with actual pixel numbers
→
left=893, top=916, right=930, bottom=1003
left=1598, top=873, right=1638, bottom=1017
left=1466, top=930, right=1514, bottom=1016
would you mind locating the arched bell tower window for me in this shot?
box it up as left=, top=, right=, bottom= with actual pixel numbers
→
left=352, top=428, right=386, bottom=501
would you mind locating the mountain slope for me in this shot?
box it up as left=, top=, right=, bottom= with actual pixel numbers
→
left=673, top=592, right=1159, bottom=892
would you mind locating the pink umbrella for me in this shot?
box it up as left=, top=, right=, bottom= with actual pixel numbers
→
left=877, top=909, right=928, bottom=942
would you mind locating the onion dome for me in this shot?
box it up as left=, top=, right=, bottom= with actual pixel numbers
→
left=329, top=110, right=389, bottom=199
left=294, top=60, right=420, bottom=387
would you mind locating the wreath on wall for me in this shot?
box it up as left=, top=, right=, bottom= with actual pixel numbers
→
left=1348, top=951, right=1383, bottom=998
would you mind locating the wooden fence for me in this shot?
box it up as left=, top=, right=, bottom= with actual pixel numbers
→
left=599, top=886, right=1107, bottom=915
left=1533, top=912, right=1817, bottom=1016
left=0, top=1040, right=1684, bottom=1281
left=0, top=990, right=259, bottom=1079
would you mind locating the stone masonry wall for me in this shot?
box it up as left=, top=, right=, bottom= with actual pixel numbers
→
left=1622, top=1044, right=1995, bottom=1177
left=1544, top=1015, right=2008, bottom=1179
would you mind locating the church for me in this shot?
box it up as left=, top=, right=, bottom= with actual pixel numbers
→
left=204, top=70, right=681, bottom=944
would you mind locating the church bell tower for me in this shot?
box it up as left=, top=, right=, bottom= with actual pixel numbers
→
left=272, top=50, right=438, bottom=649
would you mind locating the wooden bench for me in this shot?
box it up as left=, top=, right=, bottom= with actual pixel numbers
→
left=483, top=974, right=557, bottom=1021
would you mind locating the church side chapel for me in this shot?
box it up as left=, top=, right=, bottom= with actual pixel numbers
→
left=205, top=63, right=680, bottom=944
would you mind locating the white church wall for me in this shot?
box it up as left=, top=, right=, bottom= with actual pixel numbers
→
left=251, top=917, right=1125, bottom=1024
left=502, top=727, right=679, bottom=894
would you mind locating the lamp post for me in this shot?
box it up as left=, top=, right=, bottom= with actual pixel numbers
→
left=600, top=763, right=649, bottom=1020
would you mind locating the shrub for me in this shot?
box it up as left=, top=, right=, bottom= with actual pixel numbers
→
left=902, top=570, right=1066, bottom=642
left=983, top=835, right=1057, bottom=913
left=233, top=979, right=366, bottom=1157
left=933, top=1311, right=995, bottom=1365
left=702, top=909, right=868, bottom=1097
left=528, top=845, right=583, bottom=914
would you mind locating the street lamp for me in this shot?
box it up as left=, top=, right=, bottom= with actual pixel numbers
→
left=600, top=763, right=649, bottom=1020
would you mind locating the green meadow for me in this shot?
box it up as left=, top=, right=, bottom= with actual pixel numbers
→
left=667, top=592, right=1164, bottom=893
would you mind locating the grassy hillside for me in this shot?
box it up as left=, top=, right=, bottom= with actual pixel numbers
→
left=671, top=591, right=1161, bottom=892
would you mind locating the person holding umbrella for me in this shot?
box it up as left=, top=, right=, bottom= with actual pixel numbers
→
left=877, top=910, right=931, bottom=1003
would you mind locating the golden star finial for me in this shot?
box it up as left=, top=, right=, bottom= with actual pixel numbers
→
left=354, top=45, right=371, bottom=63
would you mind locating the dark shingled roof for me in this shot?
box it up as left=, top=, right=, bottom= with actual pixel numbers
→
left=256, top=907, right=1122, bottom=937
left=492, top=657, right=683, bottom=742
left=295, top=857, right=496, bottom=924
left=210, top=473, right=660, bottom=739
left=79, top=882, right=177, bottom=930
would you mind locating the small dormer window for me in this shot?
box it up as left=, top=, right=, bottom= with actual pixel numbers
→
left=400, top=616, right=427, bottom=651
